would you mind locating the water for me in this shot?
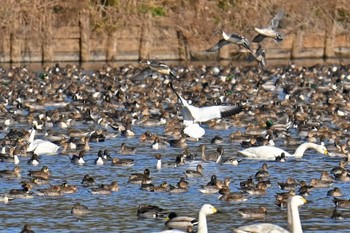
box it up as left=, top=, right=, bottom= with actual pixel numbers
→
left=0, top=60, right=349, bottom=233
left=1, top=123, right=349, bottom=233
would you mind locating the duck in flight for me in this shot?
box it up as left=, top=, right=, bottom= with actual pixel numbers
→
left=247, top=45, right=266, bottom=67
left=139, top=59, right=176, bottom=78
left=252, top=10, right=285, bottom=43
left=205, top=30, right=252, bottom=53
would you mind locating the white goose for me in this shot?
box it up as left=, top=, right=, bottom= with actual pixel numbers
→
left=238, top=142, right=329, bottom=160
left=158, top=204, right=217, bottom=233
left=233, top=195, right=306, bottom=233
left=27, top=128, right=60, bottom=155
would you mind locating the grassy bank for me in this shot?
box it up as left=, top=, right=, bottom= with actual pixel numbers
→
left=0, top=0, right=349, bottom=51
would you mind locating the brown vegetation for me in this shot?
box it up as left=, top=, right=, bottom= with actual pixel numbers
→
left=0, top=0, right=349, bottom=52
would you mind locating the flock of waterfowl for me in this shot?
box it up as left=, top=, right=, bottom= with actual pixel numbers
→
left=0, top=9, right=350, bottom=233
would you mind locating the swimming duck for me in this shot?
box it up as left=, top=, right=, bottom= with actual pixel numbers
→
left=275, top=190, right=296, bottom=208
left=330, top=160, right=347, bottom=176
left=200, top=145, right=224, bottom=163
left=243, top=182, right=268, bottom=195
left=252, top=10, right=285, bottom=43
left=331, top=208, right=344, bottom=220
left=210, top=135, right=223, bottom=144
left=237, top=206, right=267, bottom=219
left=27, top=154, right=40, bottom=166
left=169, top=178, right=189, bottom=194
left=219, top=186, right=248, bottom=202
left=309, top=178, right=333, bottom=188
left=20, top=224, right=35, bottom=233
left=0, top=166, right=21, bottom=179
left=94, top=150, right=105, bottom=165
left=81, top=174, right=95, bottom=187
left=128, top=168, right=152, bottom=184
left=222, top=156, right=240, bottom=166
left=36, top=185, right=62, bottom=196
left=238, top=142, right=329, bottom=160
left=28, top=166, right=50, bottom=180
left=184, top=164, right=203, bottom=178
left=71, top=202, right=89, bottom=215
left=199, top=177, right=230, bottom=194
left=120, top=143, right=136, bottom=155
left=255, top=162, right=270, bottom=178
left=333, top=197, right=350, bottom=208
left=69, top=151, right=85, bottom=165
left=275, top=152, right=287, bottom=162
left=327, top=187, right=342, bottom=197
left=233, top=195, right=307, bottom=233
left=278, top=177, right=298, bottom=191
left=154, top=153, right=184, bottom=169
left=151, top=137, right=170, bottom=150
left=137, top=204, right=168, bottom=218
left=0, top=195, right=11, bottom=203
left=60, top=181, right=78, bottom=194
left=165, top=211, right=197, bottom=230
left=111, top=157, right=135, bottom=167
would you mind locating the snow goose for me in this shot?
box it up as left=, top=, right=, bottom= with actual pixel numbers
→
left=233, top=195, right=306, bottom=233
left=26, top=128, right=60, bottom=155
left=238, top=142, right=328, bottom=160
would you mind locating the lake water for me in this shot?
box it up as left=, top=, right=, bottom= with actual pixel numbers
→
left=0, top=60, right=349, bottom=233
left=1, top=124, right=349, bottom=233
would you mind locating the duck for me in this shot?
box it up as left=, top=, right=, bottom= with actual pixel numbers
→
left=278, top=177, right=298, bottom=191
left=237, top=206, right=267, bottom=219
left=151, top=137, right=170, bottom=150
left=222, top=156, right=240, bottom=166
left=111, top=157, right=135, bottom=166
left=27, top=154, right=40, bottom=166
left=255, top=163, right=270, bottom=178
left=120, top=142, right=136, bottom=154
left=200, top=144, right=224, bottom=163
left=233, top=195, right=307, bottom=233
left=275, top=152, right=287, bottom=162
left=26, top=128, right=60, bottom=155
left=154, top=153, right=184, bottom=169
left=238, top=142, right=329, bottom=160
left=219, top=186, right=248, bottom=202
left=59, top=181, right=78, bottom=194
left=94, top=150, right=105, bottom=165
left=247, top=44, right=266, bottom=67
left=71, top=202, right=89, bottom=215
left=91, top=181, right=119, bottom=194
left=309, top=178, right=333, bottom=188
left=333, top=197, right=350, bottom=208
left=0, top=147, right=19, bottom=164
left=252, top=10, right=285, bottom=43
left=36, top=185, right=62, bottom=196
left=169, top=178, right=189, bottom=194
left=242, top=182, right=268, bottom=195
left=165, top=212, right=197, bottom=230
left=28, top=166, right=50, bottom=180
left=140, top=59, right=176, bottom=78
left=205, top=30, right=252, bottom=53
left=137, top=204, right=168, bottom=218
left=184, top=164, right=203, bottom=178
left=327, top=187, right=342, bottom=197
left=128, top=168, right=151, bottom=184
left=20, top=224, right=35, bottom=233
left=0, top=195, right=11, bottom=203
left=275, top=190, right=296, bottom=208
left=81, top=174, right=95, bottom=187
left=69, top=151, right=85, bottom=165
left=0, top=166, right=21, bottom=178
left=199, top=177, right=230, bottom=194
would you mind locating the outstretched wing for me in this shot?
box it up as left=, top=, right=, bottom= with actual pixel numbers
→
left=252, top=33, right=266, bottom=43
left=194, top=105, right=243, bottom=122
left=268, top=10, right=284, bottom=30
left=205, top=39, right=231, bottom=52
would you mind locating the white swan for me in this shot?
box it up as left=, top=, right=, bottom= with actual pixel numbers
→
left=158, top=204, right=217, bottom=233
left=27, top=128, right=60, bottom=155
left=233, top=195, right=306, bottom=233
left=238, top=142, right=328, bottom=160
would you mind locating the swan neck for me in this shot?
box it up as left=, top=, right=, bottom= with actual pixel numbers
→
left=293, top=142, right=316, bottom=158
left=28, top=128, right=36, bottom=143
left=197, top=212, right=208, bottom=233
left=288, top=199, right=303, bottom=233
